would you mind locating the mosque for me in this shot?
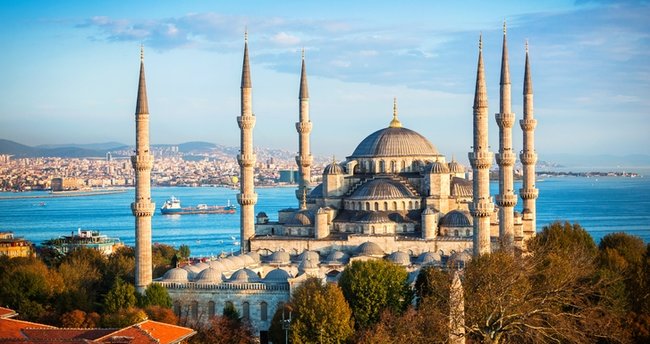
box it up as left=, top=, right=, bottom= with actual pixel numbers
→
left=130, top=25, right=539, bottom=339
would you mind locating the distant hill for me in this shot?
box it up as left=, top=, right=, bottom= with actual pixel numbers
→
left=0, top=139, right=116, bottom=158
left=35, top=142, right=127, bottom=151
left=543, top=154, right=650, bottom=169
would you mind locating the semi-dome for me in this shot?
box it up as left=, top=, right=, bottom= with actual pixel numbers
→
left=228, top=268, right=261, bottom=283
left=196, top=267, right=223, bottom=284
left=356, top=241, right=385, bottom=257
left=424, top=161, right=450, bottom=174
left=387, top=251, right=411, bottom=266
left=324, top=251, right=349, bottom=265
left=263, top=268, right=291, bottom=283
left=448, top=160, right=465, bottom=173
left=349, top=179, right=415, bottom=200
left=287, top=210, right=313, bottom=226
left=359, top=212, right=392, bottom=224
left=162, top=267, right=189, bottom=283
left=324, top=162, right=344, bottom=175
left=267, top=250, right=291, bottom=265
left=417, top=251, right=442, bottom=266
left=440, top=210, right=472, bottom=227
left=349, top=127, right=439, bottom=158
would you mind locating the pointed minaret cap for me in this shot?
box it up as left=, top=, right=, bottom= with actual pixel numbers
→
left=500, top=21, right=510, bottom=85
left=524, top=40, right=533, bottom=95
left=300, top=188, right=307, bottom=210
left=389, top=97, right=402, bottom=128
left=135, top=45, right=149, bottom=115
left=241, top=30, right=252, bottom=88
left=299, top=48, right=309, bottom=99
left=473, top=34, right=488, bottom=110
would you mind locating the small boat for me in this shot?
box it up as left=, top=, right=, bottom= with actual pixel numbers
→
left=160, top=196, right=236, bottom=215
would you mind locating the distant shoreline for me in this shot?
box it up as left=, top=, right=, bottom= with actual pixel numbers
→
left=0, top=189, right=127, bottom=200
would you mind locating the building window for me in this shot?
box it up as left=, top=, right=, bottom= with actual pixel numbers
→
left=408, top=201, right=413, bottom=209
left=243, top=302, right=250, bottom=320
left=374, top=202, right=379, bottom=211
left=383, top=202, right=388, bottom=211
left=191, top=300, right=198, bottom=320
left=466, top=229, right=471, bottom=236
left=365, top=202, right=370, bottom=211
left=392, top=201, right=397, bottom=210
left=208, top=301, right=216, bottom=318
left=173, top=301, right=181, bottom=317
left=454, top=230, right=459, bottom=237
left=261, top=302, right=268, bottom=321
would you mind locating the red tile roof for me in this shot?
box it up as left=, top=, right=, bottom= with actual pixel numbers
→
left=95, top=320, right=195, bottom=344
left=21, top=328, right=116, bottom=341
left=0, top=318, right=56, bottom=339
left=0, top=306, right=18, bottom=319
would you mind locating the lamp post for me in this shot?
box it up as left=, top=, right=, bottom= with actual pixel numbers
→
left=282, top=310, right=292, bottom=344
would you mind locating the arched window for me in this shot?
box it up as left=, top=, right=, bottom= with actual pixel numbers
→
left=383, top=202, right=388, bottom=211
left=191, top=301, right=198, bottom=320
left=408, top=201, right=413, bottom=209
left=392, top=201, right=397, bottom=210
left=173, top=301, right=181, bottom=317
left=454, top=230, right=459, bottom=237
left=390, top=160, right=396, bottom=172
left=466, top=229, right=471, bottom=236
left=371, top=226, right=375, bottom=234
left=261, top=302, right=268, bottom=321
left=242, top=302, right=250, bottom=320
left=403, top=225, right=408, bottom=232
left=379, top=160, right=385, bottom=173
left=365, top=202, right=370, bottom=211
left=208, top=301, right=216, bottom=318
left=415, top=201, right=420, bottom=209
left=374, top=202, right=379, bottom=211
left=401, top=161, right=406, bottom=170
left=402, top=201, right=406, bottom=210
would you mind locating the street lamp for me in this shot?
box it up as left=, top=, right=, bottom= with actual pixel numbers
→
left=282, top=310, right=292, bottom=344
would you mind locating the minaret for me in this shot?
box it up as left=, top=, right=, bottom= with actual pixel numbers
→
left=131, top=46, right=155, bottom=293
left=295, top=49, right=313, bottom=203
left=469, top=35, right=494, bottom=256
left=519, top=41, right=539, bottom=238
left=237, top=31, right=258, bottom=253
left=495, top=22, right=517, bottom=250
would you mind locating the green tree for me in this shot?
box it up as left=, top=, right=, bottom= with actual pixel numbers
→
left=178, top=244, right=191, bottom=259
left=139, top=283, right=172, bottom=308
left=106, top=246, right=135, bottom=286
left=281, top=277, right=354, bottom=344
left=338, top=259, right=412, bottom=329
left=103, top=278, right=137, bottom=313
left=188, top=316, right=256, bottom=344
left=222, top=302, right=240, bottom=321
left=57, top=248, right=106, bottom=313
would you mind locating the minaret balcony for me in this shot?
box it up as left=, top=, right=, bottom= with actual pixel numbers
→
left=519, top=187, right=539, bottom=200
left=495, top=112, right=515, bottom=127
left=295, top=121, right=313, bottom=134
left=469, top=198, right=494, bottom=217
left=496, top=194, right=518, bottom=207
left=295, top=155, right=313, bottom=167
left=520, top=119, right=537, bottom=131
left=468, top=151, right=493, bottom=169
left=131, top=154, right=154, bottom=171
left=496, top=151, right=516, bottom=166
left=131, top=201, right=156, bottom=217
left=238, top=154, right=257, bottom=167
left=237, top=193, right=258, bottom=206
left=519, top=152, right=538, bottom=165
left=237, top=116, right=256, bottom=130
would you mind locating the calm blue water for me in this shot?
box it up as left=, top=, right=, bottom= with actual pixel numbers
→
left=0, top=177, right=648, bottom=257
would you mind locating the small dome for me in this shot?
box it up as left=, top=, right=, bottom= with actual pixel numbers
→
left=194, top=262, right=210, bottom=271
left=448, top=160, right=465, bottom=173
left=228, top=268, right=261, bottom=283
left=422, top=207, right=436, bottom=215
left=417, top=252, right=442, bottom=266
left=299, top=258, right=319, bottom=272
left=246, top=251, right=261, bottom=263
left=241, top=254, right=256, bottom=266
left=324, top=162, right=344, bottom=175
left=182, top=265, right=201, bottom=280
left=227, top=255, right=246, bottom=269
left=263, top=268, right=291, bottom=283
left=356, top=241, right=385, bottom=257
left=209, top=260, right=226, bottom=270
left=288, top=210, right=313, bottom=226
left=257, top=212, right=268, bottom=218
left=424, top=161, right=450, bottom=174
left=349, top=179, right=415, bottom=200
left=359, top=212, right=392, bottom=223
left=387, top=251, right=411, bottom=266
left=196, top=267, right=223, bottom=284
left=449, top=251, right=472, bottom=266
left=267, top=251, right=291, bottom=265
left=218, top=258, right=236, bottom=271
left=297, top=250, right=320, bottom=263
left=162, top=267, right=189, bottom=283
left=324, top=251, right=349, bottom=265
left=440, top=210, right=472, bottom=227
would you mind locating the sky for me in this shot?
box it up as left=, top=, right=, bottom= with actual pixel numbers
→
left=0, top=0, right=649, bottom=163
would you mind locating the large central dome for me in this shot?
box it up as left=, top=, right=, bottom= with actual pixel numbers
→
left=349, top=126, right=439, bottom=158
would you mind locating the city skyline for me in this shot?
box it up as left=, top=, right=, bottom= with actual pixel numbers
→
left=1, top=0, right=649, bottom=162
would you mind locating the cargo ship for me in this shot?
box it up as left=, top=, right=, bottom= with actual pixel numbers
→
left=160, top=196, right=236, bottom=215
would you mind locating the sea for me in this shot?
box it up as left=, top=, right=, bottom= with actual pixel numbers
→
left=1, top=176, right=649, bottom=257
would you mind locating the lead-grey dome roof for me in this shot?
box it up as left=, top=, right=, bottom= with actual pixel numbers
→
left=324, top=162, right=345, bottom=175
left=228, top=268, right=261, bottom=283
left=440, top=210, right=472, bottom=227
left=356, top=241, right=385, bottom=257
left=387, top=251, right=411, bottom=266
left=417, top=252, right=442, bottom=265
left=196, top=267, right=223, bottom=284
left=424, top=161, right=450, bottom=174
left=324, top=251, right=349, bottom=265
left=359, top=212, right=392, bottom=223
left=162, top=267, right=189, bottom=283
left=349, top=127, right=439, bottom=158
left=267, top=250, right=291, bottom=265
left=263, top=268, right=291, bottom=283
left=349, top=179, right=415, bottom=200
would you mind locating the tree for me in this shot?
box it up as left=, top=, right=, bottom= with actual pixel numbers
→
left=57, top=248, right=106, bottom=313
left=144, top=305, right=177, bottom=324
left=139, top=283, right=172, bottom=308
left=280, top=277, right=354, bottom=344
left=103, top=278, right=137, bottom=313
left=101, top=307, right=147, bottom=328
left=178, top=245, right=191, bottom=259
left=222, top=302, right=240, bottom=321
left=338, top=259, right=412, bottom=329
left=60, top=309, right=100, bottom=328
left=188, top=316, right=256, bottom=344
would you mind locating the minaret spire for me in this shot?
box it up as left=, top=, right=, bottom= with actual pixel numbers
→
left=495, top=21, right=518, bottom=251
left=237, top=31, right=257, bottom=253
left=469, top=33, right=494, bottom=256
left=131, top=46, right=155, bottom=293
left=520, top=41, right=539, bottom=239
left=296, top=49, right=313, bottom=203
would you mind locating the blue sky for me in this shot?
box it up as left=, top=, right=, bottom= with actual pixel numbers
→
left=0, top=0, right=648, bottom=162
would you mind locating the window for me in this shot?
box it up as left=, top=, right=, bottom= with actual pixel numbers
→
left=191, top=300, right=198, bottom=320
left=207, top=301, right=216, bottom=318
left=173, top=301, right=181, bottom=317
left=261, top=302, right=268, bottom=321
left=454, top=230, right=459, bottom=237
left=374, top=202, right=379, bottom=211
left=243, top=302, right=250, bottom=320
left=383, top=202, right=388, bottom=211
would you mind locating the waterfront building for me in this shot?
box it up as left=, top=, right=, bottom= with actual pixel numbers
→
left=42, top=229, right=123, bottom=256
left=0, top=231, right=33, bottom=258
left=152, top=27, right=539, bottom=338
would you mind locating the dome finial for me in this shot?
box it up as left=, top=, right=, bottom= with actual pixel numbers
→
left=300, top=188, right=307, bottom=210
left=332, top=155, right=336, bottom=164
left=389, top=97, right=402, bottom=128
left=244, top=26, right=248, bottom=43
left=503, top=19, right=507, bottom=35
